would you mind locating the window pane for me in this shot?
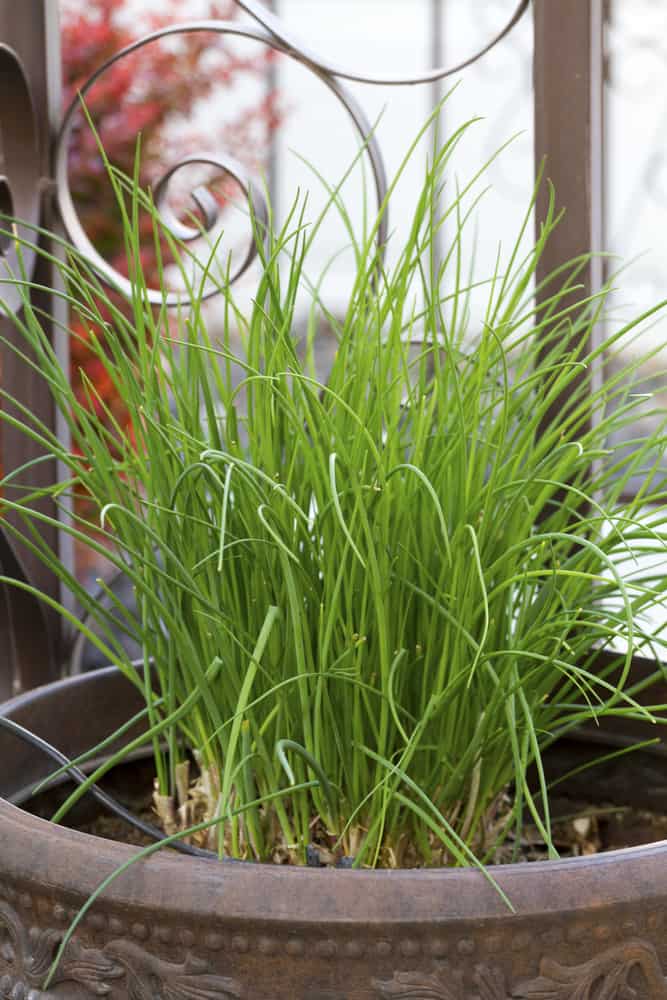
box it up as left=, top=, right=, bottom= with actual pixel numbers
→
left=606, top=0, right=667, bottom=494
left=273, top=0, right=533, bottom=334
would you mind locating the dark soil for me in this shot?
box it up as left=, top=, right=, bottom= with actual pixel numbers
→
left=78, top=807, right=157, bottom=849
left=26, top=753, right=667, bottom=866
left=74, top=786, right=667, bottom=866
left=494, top=796, right=667, bottom=864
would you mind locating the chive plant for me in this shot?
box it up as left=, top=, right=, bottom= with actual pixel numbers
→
left=2, top=114, right=667, bottom=870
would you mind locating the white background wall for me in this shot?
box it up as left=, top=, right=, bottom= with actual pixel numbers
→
left=251, top=0, right=534, bottom=330
left=64, top=0, right=667, bottom=354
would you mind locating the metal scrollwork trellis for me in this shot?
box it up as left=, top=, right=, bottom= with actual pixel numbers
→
left=53, top=0, right=530, bottom=306
left=2, top=0, right=607, bottom=693
left=0, top=44, right=41, bottom=317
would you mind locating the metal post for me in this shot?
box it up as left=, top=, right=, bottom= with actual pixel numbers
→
left=430, top=0, right=445, bottom=275
left=532, top=0, right=605, bottom=522
left=0, top=1, right=66, bottom=694
left=533, top=0, right=604, bottom=326
left=532, top=1, right=641, bottom=697
left=266, top=0, right=280, bottom=220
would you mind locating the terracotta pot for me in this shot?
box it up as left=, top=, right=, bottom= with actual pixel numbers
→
left=2, top=667, right=667, bottom=1000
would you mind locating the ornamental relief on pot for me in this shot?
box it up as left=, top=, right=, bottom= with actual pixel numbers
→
left=373, top=939, right=667, bottom=1000
left=0, top=900, right=241, bottom=999
left=4, top=893, right=667, bottom=1000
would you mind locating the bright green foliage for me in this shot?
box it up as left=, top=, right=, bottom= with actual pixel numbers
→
left=2, top=113, right=667, bottom=870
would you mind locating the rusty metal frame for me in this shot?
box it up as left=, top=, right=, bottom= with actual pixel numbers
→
left=0, top=2, right=66, bottom=697
left=52, top=1, right=535, bottom=304
left=534, top=0, right=605, bottom=291
left=0, top=0, right=615, bottom=691
left=533, top=0, right=605, bottom=423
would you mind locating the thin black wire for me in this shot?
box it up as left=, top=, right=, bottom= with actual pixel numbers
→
left=1, top=711, right=364, bottom=868
left=0, top=715, right=357, bottom=868
left=0, top=715, right=217, bottom=859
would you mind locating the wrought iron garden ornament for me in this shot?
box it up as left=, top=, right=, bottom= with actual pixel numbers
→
left=0, top=44, right=40, bottom=318
left=8, top=7, right=667, bottom=1000
left=0, top=0, right=534, bottom=867
left=54, top=0, right=531, bottom=306
left=0, top=0, right=533, bottom=699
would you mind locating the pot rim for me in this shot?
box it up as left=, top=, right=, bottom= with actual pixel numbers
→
left=2, top=667, right=667, bottom=927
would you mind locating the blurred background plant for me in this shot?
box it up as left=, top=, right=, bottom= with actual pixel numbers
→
left=60, top=0, right=282, bottom=576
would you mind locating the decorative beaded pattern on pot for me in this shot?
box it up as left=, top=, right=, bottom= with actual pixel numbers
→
left=3, top=880, right=667, bottom=998
left=373, top=940, right=667, bottom=999
left=0, top=898, right=242, bottom=1000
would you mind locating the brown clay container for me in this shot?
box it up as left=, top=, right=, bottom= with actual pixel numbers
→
left=2, top=666, right=667, bottom=999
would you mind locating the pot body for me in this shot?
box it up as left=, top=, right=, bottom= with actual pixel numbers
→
left=2, top=669, right=667, bottom=999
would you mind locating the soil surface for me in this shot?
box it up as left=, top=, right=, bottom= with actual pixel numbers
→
left=76, top=787, right=667, bottom=866
left=27, top=755, right=667, bottom=866
left=494, top=796, right=667, bottom=864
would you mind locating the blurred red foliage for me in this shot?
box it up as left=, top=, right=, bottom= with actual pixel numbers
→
left=61, top=0, right=281, bottom=427
left=59, top=0, right=281, bottom=576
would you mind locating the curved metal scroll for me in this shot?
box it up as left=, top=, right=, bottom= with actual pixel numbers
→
left=238, top=0, right=531, bottom=87
left=0, top=44, right=41, bottom=317
left=148, top=150, right=268, bottom=293
left=55, top=20, right=387, bottom=307
left=54, top=0, right=530, bottom=306
left=0, top=41, right=58, bottom=695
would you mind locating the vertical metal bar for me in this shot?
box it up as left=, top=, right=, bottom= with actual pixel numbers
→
left=533, top=0, right=605, bottom=509
left=533, top=0, right=604, bottom=325
left=44, top=2, right=74, bottom=611
left=430, top=0, right=445, bottom=125
left=266, top=0, right=280, bottom=222
left=430, top=0, right=445, bottom=274
left=0, top=0, right=66, bottom=693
